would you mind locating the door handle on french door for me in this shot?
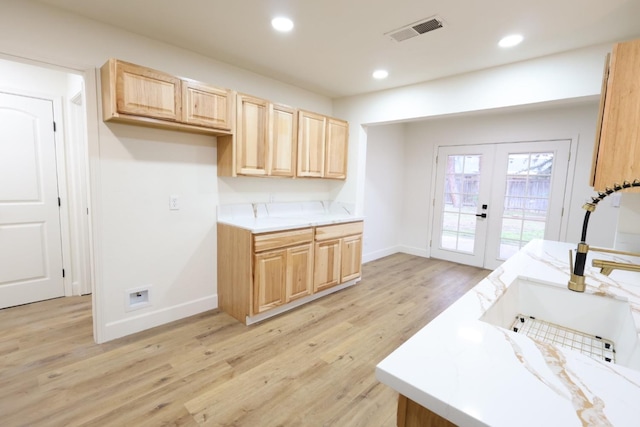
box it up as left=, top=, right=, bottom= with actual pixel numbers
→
left=475, top=213, right=487, bottom=218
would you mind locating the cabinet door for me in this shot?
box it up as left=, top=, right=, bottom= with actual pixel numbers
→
left=269, top=104, right=297, bottom=177
left=297, top=111, right=326, bottom=177
left=182, top=81, right=232, bottom=130
left=325, top=118, right=348, bottom=179
left=237, top=95, right=268, bottom=176
left=314, top=239, right=341, bottom=292
left=591, top=39, right=640, bottom=191
left=253, top=249, right=286, bottom=314
left=115, top=60, right=181, bottom=121
left=286, top=244, right=313, bottom=302
left=341, top=234, right=362, bottom=282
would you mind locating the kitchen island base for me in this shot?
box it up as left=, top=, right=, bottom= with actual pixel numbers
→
left=397, top=394, right=456, bottom=427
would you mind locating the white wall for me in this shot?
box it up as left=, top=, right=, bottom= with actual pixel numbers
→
left=333, top=44, right=612, bottom=217
left=0, top=0, right=339, bottom=342
left=1, top=0, right=629, bottom=341
left=615, top=194, right=640, bottom=251
left=400, top=102, right=620, bottom=259
left=362, top=124, right=405, bottom=262
left=362, top=101, right=622, bottom=264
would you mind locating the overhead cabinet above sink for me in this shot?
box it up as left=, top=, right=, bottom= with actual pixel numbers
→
left=591, top=38, right=640, bottom=191
left=100, top=58, right=233, bottom=135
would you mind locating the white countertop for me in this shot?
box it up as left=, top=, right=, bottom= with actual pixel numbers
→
left=217, top=201, right=363, bottom=232
left=376, top=240, right=640, bottom=427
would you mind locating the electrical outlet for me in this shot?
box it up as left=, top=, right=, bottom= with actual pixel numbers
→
left=170, top=195, right=179, bottom=210
left=125, top=286, right=152, bottom=312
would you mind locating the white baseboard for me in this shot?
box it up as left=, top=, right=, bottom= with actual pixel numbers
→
left=101, top=295, right=218, bottom=343
left=363, top=245, right=429, bottom=264
left=398, top=245, right=429, bottom=258
left=362, top=246, right=403, bottom=263
left=245, top=279, right=359, bottom=325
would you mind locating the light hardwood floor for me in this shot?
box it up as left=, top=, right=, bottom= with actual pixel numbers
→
left=0, top=254, right=489, bottom=426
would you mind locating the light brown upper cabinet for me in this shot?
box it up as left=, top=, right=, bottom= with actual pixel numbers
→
left=325, top=118, right=349, bottom=179
left=297, top=111, right=326, bottom=178
left=297, top=111, right=348, bottom=179
left=591, top=39, right=640, bottom=191
left=218, top=93, right=297, bottom=177
left=181, top=80, right=232, bottom=130
left=101, top=59, right=232, bottom=135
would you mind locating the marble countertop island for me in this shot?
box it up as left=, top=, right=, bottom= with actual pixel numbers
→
left=377, top=240, right=640, bottom=427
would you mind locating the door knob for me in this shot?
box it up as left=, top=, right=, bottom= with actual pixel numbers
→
left=475, top=213, right=487, bottom=218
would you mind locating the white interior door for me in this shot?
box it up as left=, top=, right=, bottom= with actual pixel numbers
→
left=431, top=140, right=571, bottom=269
left=0, top=92, right=64, bottom=308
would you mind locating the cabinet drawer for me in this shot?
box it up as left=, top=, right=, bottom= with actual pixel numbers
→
left=315, top=221, right=363, bottom=241
left=254, top=228, right=313, bottom=252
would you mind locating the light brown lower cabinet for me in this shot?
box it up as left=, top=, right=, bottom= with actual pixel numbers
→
left=397, top=394, right=456, bottom=427
left=314, top=221, right=364, bottom=292
left=313, top=239, right=342, bottom=292
left=218, top=220, right=363, bottom=324
left=253, top=243, right=313, bottom=314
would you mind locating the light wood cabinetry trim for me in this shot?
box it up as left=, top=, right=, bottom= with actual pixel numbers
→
left=341, top=234, right=363, bottom=282
left=285, top=243, right=314, bottom=302
left=269, top=103, right=297, bottom=177
left=313, top=221, right=363, bottom=292
left=112, top=59, right=181, bottom=121
left=313, top=239, right=342, bottom=292
left=325, top=118, right=349, bottom=179
left=100, top=59, right=348, bottom=179
left=254, top=228, right=314, bottom=252
left=181, top=79, right=233, bottom=130
left=591, top=39, right=640, bottom=191
left=590, top=53, right=611, bottom=187
left=397, top=394, right=456, bottom=427
left=297, top=110, right=326, bottom=178
left=236, top=94, right=269, bottom=176
left=253, top=249, right=287, bottom=314
left=218, top=221, right=363, bottom=323
left=315, top=221, right=363, bottom=241
left=219, top=94, right=298, bottom=178
left=217, top=223, right=252, bottom=323
left=101, top=58, right=232, bottom=136
left=297, top=111, right=348, bottom=180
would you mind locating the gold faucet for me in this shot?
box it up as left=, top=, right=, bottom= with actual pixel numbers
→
left=590, top=246, right=640, bottom=276
left=568, top=179, right=640, bottom=292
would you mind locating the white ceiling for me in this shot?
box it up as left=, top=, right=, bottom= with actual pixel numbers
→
left=37, top=0, right=640, bottom=98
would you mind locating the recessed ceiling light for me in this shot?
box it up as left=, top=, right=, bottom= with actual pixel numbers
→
left=498, top=34, right=523, bottom=48
left=372, top=69, right=389, bottom=79
left=272, top=17, right=294, bottom=32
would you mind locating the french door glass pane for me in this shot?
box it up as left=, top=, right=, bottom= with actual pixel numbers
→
left=441, top=155, right=480, bottom=253
left=499, top=152, right=554, bottom=259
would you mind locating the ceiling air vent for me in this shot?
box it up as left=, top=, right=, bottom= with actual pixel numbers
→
left=386, top=16, right=444, bottom=42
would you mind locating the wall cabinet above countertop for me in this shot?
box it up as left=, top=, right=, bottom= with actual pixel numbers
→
left=100, top=59, right=350, bottom=180
left=100, top=58, right=233, bottom=136
left=591, top=38, right=640, bottom=191
left=218, top=98, right=349, bottom=180
left=217, top=93, right=297, bottom=178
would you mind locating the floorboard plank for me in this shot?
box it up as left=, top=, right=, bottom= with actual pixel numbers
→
left=0, top=253, right=488, bottom=426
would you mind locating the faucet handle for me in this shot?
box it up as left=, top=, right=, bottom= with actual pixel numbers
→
left=569, top=249, right=574, bottom=271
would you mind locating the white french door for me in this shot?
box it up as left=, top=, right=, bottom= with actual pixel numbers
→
left=431, top=140, right=571, bottom=269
